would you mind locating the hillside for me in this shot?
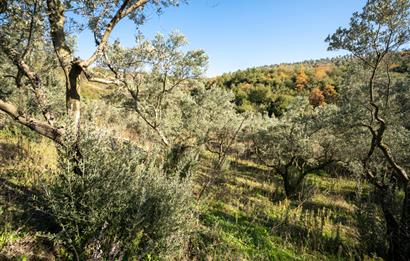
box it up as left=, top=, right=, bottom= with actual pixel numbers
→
left=1, top=0, right=410, bottom=260
left=213, top=54, right=409, bottom=117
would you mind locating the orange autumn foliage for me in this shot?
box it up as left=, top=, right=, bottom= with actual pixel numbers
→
left=309, top=87, right=325, bottom=107
left=295, top=65, right=309, bottom=91
left=314, top=64, right=332, bottom=80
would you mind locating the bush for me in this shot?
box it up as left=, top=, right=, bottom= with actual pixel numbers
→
left=42, top=130, right=194, bottom=260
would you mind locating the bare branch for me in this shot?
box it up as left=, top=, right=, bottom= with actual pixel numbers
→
left=22, top=1, right=38, bottom=61
left=82, top=68, right=121, bottom=86
left=81, top=0, right=149, bottom=68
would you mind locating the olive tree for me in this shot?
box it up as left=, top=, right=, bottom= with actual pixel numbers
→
left=197, top=86, right=249, bottom=199
left=99, top=32, right=249, bottom=185
left=0, top=0, right=183, bottom=146
left=95, top=32, right=210, bottom=177
left=43, top=124, right=194, bottom=259
left=99, top=32, right=208, bottom=146
left=249, top=99, right=339, bottom=199
left=327, top=0, right=410, bottom=259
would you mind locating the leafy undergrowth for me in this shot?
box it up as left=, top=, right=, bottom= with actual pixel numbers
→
left=192, top=158, right=381, bottom=260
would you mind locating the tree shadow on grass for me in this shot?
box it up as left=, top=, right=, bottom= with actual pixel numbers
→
left=200, top=205, right=354, bottom=258
left=224, top=164, right=288, bottom=204
left=0, top=143, right=22, bottom=165
left=229, top=161, right=273, bottom=183
left=0, top=177, right=59, bottom=233
left=268, top=217, right=350, bottom=255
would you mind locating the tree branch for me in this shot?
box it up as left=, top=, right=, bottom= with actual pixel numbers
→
left=46, top=0, right=72, bottom=80
left=0, top=99, right=63, bottom=144
left=21, top=1, right=38, bottom=61
left=80, top=0, right=149, bottom=68
left=0, top=34, right=56, bottom=126
left=82, top=68, right=121, bottom=86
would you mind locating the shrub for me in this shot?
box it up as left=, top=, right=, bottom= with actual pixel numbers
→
left=42, top=130, right=194, bottom=260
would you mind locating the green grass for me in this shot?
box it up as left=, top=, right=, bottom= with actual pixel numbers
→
left=81, top=80, right=113, bottom=100
left=193, top=157, right=372, bottom=260
left=196, top=201, right=301, bottom=260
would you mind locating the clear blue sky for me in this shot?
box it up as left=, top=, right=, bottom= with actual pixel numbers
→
left=76, top=0, right=367, bottom=76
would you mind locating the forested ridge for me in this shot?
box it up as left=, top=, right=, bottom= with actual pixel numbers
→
left=214, top=54, right=410, bottom=116
left=1, top=0, right=410, bottom=260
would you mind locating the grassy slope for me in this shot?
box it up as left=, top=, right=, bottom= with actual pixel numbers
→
left=192, top=156, right=374, bottom=260
left=0, top=131, right=381, bottom=260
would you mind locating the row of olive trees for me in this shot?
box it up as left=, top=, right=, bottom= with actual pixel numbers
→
left=0, top=0, right=244, bottom=174
left=92, top=0, right=410, bottom=259
left=98, top=32, right=248, bottom=178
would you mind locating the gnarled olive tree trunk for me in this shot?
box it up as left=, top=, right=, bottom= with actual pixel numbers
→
left=280, top=171, right=305, bottom=200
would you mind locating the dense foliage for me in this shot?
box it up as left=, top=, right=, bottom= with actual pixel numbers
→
left=213, top=58, right=348, bottom=115
left=43, top=127, right=193, bottom=259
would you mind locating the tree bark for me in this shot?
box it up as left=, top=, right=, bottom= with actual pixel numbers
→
left=67, top=63, right=82, bottom=139
left=281, top=172, right=305, bottom=200
left=47, top=0, right=82, bottom=137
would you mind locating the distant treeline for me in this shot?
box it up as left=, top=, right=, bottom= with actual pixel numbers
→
left=211, top=54, right=410, bottom=116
